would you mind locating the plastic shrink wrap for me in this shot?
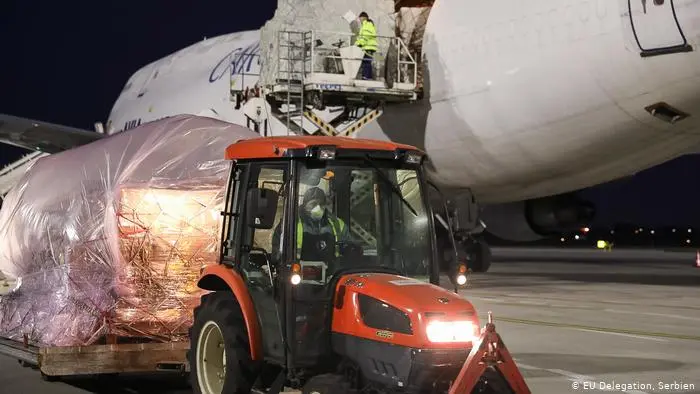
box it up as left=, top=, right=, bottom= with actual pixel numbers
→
left=0, top=115, right=260, bottom=347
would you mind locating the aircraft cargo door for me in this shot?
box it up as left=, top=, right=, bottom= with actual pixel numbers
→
left=628, top=0, right=692, bottom=56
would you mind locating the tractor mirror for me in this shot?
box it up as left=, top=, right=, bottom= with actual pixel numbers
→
left=246, top=187, right=279, bottom=229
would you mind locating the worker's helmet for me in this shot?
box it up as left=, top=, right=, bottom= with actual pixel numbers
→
left=302, top=187, right=327, bottom=220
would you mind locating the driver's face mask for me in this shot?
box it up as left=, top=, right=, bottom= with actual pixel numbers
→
left=304, top=199, right=325, bottom=220
left=309, top=204, right=324, bottom=220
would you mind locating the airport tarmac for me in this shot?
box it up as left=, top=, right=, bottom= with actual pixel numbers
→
left=1, top=247, right=699, bottom=393
left=463, top=247, right=700, bottom=393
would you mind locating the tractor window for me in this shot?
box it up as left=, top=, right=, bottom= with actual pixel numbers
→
left=293, top=160, right=432, bottom=282
left=240, top=164, right=289, bottom=288
left=252, top=167, right=287, bottom=254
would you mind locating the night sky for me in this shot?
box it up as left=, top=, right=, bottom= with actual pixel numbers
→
left=1, top=0, right=698, bottom=228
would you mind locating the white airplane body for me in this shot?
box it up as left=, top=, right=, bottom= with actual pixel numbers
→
left=2, top=0, right=700, bottom=268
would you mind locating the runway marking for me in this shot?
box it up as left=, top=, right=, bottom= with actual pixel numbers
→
left=515, top=362, right=650, bottom=394
left=604, top=308, right=700, bottom=322
left=469, top=296, right=505, bottom=302
left=514, top=300, right=549, bottom=306
left=466, top=292, right=700, bottom=312
left=573, top=328, right=669, bottom=342
left=494, top=316, right=700, bottom=341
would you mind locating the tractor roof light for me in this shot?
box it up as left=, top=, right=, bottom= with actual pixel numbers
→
left=404, top=151, right=423, bottom=164
left=317, top=146, right=336, bottom=160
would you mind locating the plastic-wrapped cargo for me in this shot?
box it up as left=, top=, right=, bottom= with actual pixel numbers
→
left=0, top=115, right=259, bottom=347
left=259, top=0, right=396, bottom=88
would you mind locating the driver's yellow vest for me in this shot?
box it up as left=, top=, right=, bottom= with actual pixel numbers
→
left=296, top=217, right=345, bottom=259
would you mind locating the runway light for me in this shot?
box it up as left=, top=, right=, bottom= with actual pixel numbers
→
left=687, top=239, right=691, bottom=244
left=560, top=237, right=565, bottom=242
left=574, top=235, right=580, bottom=240
left=582, top=227, right=590, bottom=233
left=689, top=229, right=692, bottom=233
left=650, top=230, right=655, bottom=235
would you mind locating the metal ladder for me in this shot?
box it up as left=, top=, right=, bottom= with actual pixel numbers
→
left=277, top=31, right=312, bottom=135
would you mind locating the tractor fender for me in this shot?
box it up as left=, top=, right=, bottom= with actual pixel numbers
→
left=197, top=264, right=262, bottom=361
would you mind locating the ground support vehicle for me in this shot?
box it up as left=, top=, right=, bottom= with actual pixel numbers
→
left=190, top=136, right=531, bottom=393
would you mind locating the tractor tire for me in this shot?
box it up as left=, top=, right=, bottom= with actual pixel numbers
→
left=188, top=291, right=259, bottom=394
left=301, top=373, right=353, bottom=394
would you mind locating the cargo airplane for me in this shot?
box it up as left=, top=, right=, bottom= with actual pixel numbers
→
left=2, top=0, right=700, bottom=273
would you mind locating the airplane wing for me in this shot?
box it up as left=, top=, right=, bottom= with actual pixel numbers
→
left=0, top=113, right=104, bottom=154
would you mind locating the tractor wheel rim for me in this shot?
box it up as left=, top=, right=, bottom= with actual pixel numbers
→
left=197, top=320, right=226, bottom=394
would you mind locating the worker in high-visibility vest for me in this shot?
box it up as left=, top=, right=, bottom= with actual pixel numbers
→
left=355, top=11, right=378, bottom=80
left=273, top=187, right=350, bottom=262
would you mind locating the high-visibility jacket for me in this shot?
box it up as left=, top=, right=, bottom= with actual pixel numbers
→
left=356, top=20, right=378, bottom=52
left=296, top=215, right=347, bottom=259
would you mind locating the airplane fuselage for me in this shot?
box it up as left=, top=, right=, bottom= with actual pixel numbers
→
left=107, top=0, right=700, bottom=208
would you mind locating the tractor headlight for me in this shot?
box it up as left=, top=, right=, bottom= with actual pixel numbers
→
left=456, top=274, right=467, bottom=286
left=426, top=320, right=476, bottom=343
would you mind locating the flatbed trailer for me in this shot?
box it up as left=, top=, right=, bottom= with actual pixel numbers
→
left=0, top=336, right=189, bottom=379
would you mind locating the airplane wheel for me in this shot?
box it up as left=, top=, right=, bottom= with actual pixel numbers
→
left=465, top=237, right=491, bottom=273
left=188, top=292, right=259, bottom=394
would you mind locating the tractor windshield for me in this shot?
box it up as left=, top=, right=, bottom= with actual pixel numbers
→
left=293, top=158, right=433, bottom=282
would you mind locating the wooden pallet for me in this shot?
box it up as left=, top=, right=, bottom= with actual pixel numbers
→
left=0, top=336, right=189, bottom=377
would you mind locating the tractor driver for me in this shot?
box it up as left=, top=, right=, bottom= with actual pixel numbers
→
left=272, top=187, right=351, bottom=266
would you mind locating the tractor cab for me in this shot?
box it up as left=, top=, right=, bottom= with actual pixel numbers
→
left=193, top=136, right=470, bottom=393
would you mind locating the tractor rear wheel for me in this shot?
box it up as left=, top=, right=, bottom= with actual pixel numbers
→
left=189, top=292, right=258, bottom=394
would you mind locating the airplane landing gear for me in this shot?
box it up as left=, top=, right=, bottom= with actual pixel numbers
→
left=457, top=235, right=491, bottom=273
left=429, top=185, right=491, bottom=275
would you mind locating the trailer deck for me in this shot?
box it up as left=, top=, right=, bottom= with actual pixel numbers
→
left=0, top=336, right=189, bottom=378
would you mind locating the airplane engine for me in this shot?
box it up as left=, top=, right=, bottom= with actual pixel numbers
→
left=480, top=193, right=595, bottom=242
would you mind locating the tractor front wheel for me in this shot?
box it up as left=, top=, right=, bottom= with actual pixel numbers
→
left=188, top=292, right=258, bottom=394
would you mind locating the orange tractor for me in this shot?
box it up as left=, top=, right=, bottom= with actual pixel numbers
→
left=189, top=136, right=530, bottom=393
